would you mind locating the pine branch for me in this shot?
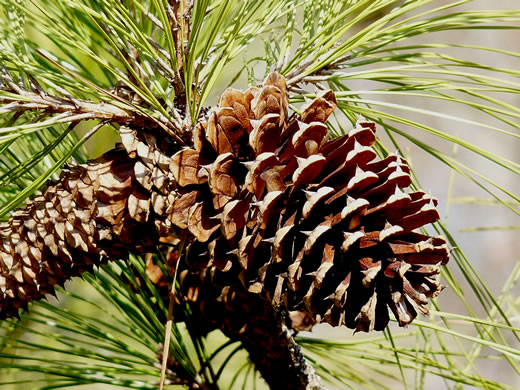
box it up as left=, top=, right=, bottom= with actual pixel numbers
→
left=1, top=1, right=519, bottom=388
left=217, top=289, right=327, bottom=390
left=0, top=72, right=450, bottom=388
left=163, top=270, right=326, bottom=389
left=0, top=69, right=180, bottom=138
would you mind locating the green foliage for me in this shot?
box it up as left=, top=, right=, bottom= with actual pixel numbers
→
left=0, top=0, right=518, bottom=388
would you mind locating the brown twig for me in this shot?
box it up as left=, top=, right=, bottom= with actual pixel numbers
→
left=0, top=88, right=159, bottom=128
left=0, top=67, right=187, bottom=145
left=286, top=52, right=352, bottom=87
left=36, top=50, right=189, bottom=145
left=175, top=280, right=328, bottom=390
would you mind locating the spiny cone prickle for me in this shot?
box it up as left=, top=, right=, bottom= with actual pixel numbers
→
left=0, top=72, right=449, bottom=332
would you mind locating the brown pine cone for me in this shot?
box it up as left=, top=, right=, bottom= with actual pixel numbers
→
left=0, top=130, right=182, bottom=319
left=167, top=72, right=449, bottom=332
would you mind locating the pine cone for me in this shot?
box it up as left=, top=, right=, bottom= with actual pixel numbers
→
left=174, top=72, right=449, bottom=332
left=0, top=72, right=449, bottom=333
left=0, top=126, right=184, bottom=318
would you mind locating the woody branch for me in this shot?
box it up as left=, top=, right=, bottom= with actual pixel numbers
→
left=0, top=68, right=183, bottom=139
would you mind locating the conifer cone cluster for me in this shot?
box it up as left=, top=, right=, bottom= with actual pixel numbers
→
left=0, top=72, right=449, bottom=332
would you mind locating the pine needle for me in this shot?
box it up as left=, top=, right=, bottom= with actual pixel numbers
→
left=159, top=230, right=188, bottom=390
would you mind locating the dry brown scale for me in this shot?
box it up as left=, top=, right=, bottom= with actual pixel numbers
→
left=0, top=72, right=449, bottom=333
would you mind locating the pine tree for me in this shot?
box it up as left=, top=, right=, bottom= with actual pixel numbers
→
left=0, top=1, right=518, bottom=389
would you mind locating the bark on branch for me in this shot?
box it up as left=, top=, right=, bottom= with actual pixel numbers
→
left=0, top=69, right=186, bottom=143
left=0, top=88, right=166, bottom=128
left=174, top=274, right=327, bottom=390
left=232, top=295, right=326, bottom=390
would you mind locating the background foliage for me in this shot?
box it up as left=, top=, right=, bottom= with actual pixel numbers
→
left=0, top=0, right=518, bottom=388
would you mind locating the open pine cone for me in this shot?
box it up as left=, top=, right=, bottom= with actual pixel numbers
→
left=0, top=72, right=449, bottom=332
